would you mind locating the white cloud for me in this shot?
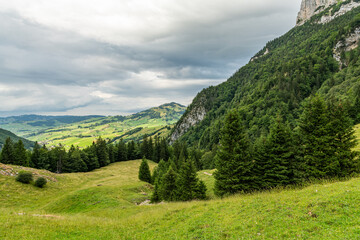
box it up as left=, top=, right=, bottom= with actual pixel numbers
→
left=0, top=0, right=302, bottom=116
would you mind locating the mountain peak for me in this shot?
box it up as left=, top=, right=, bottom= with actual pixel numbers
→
left=297, top=0, right=338, bottom=25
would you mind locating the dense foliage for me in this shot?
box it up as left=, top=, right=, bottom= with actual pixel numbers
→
left=214, top=96, right=359, bottom=196
left=174, top=7, right=360, bottom=150
left=34, top=177, right=47, bottom=188
left=138, top=157, right=152, bottom=183
left=16, top=172, right=33, bottom=184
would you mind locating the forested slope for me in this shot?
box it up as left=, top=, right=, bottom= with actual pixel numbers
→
left=171, top=5, right=360, bottom=149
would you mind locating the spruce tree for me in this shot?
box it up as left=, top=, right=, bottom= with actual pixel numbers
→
left=96, top=137, right=110, bottom=167
left=108, top=144, right=115, bottom=163
left=160, top=166, right=178, bottom=201
left=176, top=159, right=206, bottom=201
left=138, top=157, right=152, bottom=183
left=116, top=139, right=127, bottom=162
left=31, top=142, right=41, bottom=168
left=326, top=101, right=358, bottom=177
left=0, top=137, right=15, bottom=164
left=259, top=117, right=296, bottom=188
left=299, top=96, right=337, bottom=179
left=214, top=109, right=254, bottom=197
left=14, top=140, right=29, bottom=166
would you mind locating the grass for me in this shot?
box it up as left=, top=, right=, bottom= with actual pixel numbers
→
left=0, top=103, right=185, bottom=149
left=2, top=160, right=360, bottom=239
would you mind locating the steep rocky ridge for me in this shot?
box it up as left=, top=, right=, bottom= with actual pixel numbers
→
left=170, top=5, right=360, bottom=149
left=333, top=27, right=360, bottom=63
left=297, top=0, right=338, bottom=25
left=296, top=0, right=360, bottom=26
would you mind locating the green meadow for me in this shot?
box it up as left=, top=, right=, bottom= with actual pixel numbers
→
left=2, top=159, right=360, bottom=239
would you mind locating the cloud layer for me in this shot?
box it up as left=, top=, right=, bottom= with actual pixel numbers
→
left=0, top=0, right=302, bottom=116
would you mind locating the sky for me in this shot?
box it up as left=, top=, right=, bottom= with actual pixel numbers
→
left=0, top=0, right=302, bottom=117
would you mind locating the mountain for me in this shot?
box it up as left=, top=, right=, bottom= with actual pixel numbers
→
left=0, top=115, right=104, bottom=137
left=0, top=128, right=34, bottom=149
left=170, top=1, right=360, bottom=149
left=297, top=0, right=360, bottom=26
left=25, top=102, right=186, bottom=148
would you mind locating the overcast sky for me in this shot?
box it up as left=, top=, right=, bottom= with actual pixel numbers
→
left=0, top=0, right=302, bottom=116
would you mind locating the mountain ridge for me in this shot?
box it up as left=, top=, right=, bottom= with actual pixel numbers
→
left=170, top=4, right=360, bottom=149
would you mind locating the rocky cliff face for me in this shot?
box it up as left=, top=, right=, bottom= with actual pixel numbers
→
left=297, top=0, right=338, bottom=25
left=169, top=95, right=207, bottom=144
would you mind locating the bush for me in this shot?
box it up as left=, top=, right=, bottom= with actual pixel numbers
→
left=16, top=172, right=33, bottom=184
left=34, top=177, right=47, bottom=188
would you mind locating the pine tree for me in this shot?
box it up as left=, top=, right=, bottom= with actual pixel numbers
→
left=138, top=157, right=152, bottom=183
left=299, top=96, right=336, bottom=179
left=14, top=140, right=29, bottom=166
left=127, top=141, right=136, bottom=160
left=160, top=166, right=178, bottom=201
left=259, top=117, right=296, bottom=188
left=0, top=137, right=15, bottom=164
left=326, top=101, right=359, bottom=177
left=96, top=137, right=110, bottom=167
left=151, top=182, right=161, bottom=203
left=31, top=142, right=41, bottom=168
left=108, top=144, right=115, bottom=163
left=176, top=159, right=206, bottom=201
left=83, top=144, right=100, bottom=171
left=214, top=109, right=254, bottom=197
left=116, top=139, right=127, bottom=162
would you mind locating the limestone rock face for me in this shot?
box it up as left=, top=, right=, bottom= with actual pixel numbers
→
left=296, top=0, right=338, bottom=25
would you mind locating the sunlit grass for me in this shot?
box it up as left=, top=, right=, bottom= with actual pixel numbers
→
left=2, top=159, right=360, bottom=239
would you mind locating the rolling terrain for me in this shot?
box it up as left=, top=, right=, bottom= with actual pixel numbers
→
left=0, top=128, right=34, bottom=149
left=1, top=159, right=360, bottom=239
left=0, top=103, right=185, bottom=148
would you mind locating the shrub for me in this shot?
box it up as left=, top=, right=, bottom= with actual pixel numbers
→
left=16, top=172, right=33, bottom=184
left=34, top=177, right=47, bottom=188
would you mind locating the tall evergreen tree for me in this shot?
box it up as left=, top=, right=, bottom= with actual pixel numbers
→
left=256, top=117, right=296, bottom=189
left=214, top=109, right=254, bottom=197
left=160, top=166, right=178, bottom=201
left=325, top=100, right=359, bottom=176
left=31, top=142, right=41, bottom=168
left=138, top=157, right=152, bottom=183
left=176, top=159, right=206, bottom=201
left=116, top=139, right=127, bottom=162
left=108, top=144, right=115, bottom=163
left=96, top=137, right=110, bottom=167
left=299, top=96, right=330, bottom=179
left=0, top=137, right=15, bottom=164
left=14, top=140, right=29, bottom=166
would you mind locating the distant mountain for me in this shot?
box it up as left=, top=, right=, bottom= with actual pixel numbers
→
left=0, top=115, right=104, bottom=137
left=0, top=128, right=34, bottom=149
left=22, top=102, right=186, bottom=148
left=171, top=2, right=360, bottom=149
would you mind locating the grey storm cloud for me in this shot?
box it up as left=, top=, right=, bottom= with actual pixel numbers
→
left=0, top=0, right=302, bottom=116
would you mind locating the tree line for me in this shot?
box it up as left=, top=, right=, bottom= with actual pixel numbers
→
left=214, top=96, right=359, bottom=197
left=0, top=136, right=183, bottom=173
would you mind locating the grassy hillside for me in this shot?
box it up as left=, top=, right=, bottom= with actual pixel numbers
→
left=1, top=103, right=185, bottom=149
left=1, top=160, right=360, bottom=239
left=0, top=128, right=34, bottom=149
left=0, top=115, right=103, bottom=136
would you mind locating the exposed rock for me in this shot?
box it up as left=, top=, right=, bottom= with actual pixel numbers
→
left=169, top=97, right=207, bottom=144
left=333, top=27, right=360, bottom=64
left=319, top=1, right=360, bottom=24
left=250, top=48, right=269, bottom=62
left=297, top=0, right=338, bottom=26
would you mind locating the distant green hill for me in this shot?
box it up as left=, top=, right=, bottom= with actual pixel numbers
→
left=0, top=128, right=34, bottom=149
left=0, top=115, right=104, bottom=136
left=10, top=102, right=186, bottom=148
